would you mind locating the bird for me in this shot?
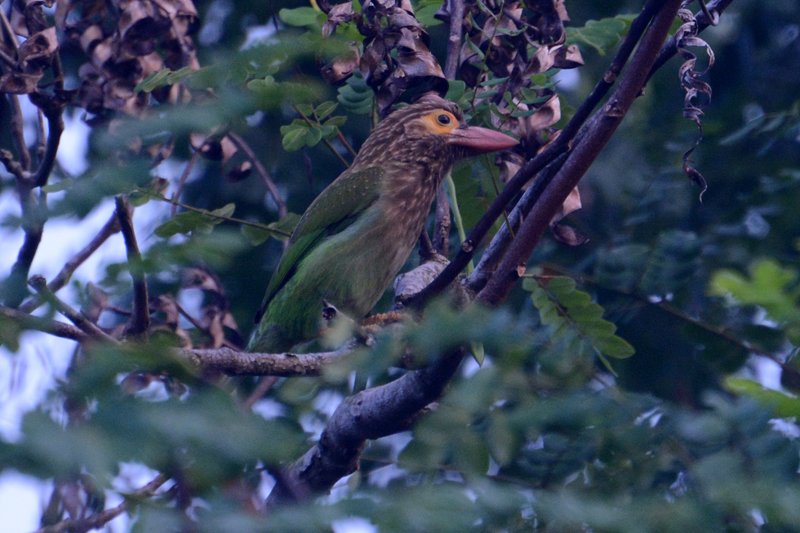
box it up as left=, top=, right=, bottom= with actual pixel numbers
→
left=248, top=95, right=518, bottom=353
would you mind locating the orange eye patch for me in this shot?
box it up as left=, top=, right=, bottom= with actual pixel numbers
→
left=421, top=110, right=459, bottom=134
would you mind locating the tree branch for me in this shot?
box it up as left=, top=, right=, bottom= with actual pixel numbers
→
left=115, top=196, right=150, bottom=337
left=171, top=150, right=201, bottom=216
left=402, top=0, right=667, bottom=308
left=467, top=152, right=569, bottom=293
left=266, top=347, right=466, bottom=506
left=179, top=341, right=359, bottom=377
left=433, top=185, right=451, bottom=256
left=28, top=275, right=119, bottom=344
left=0, top=304, right=89, bottom=343
left=31, top=108, right=65, bottom=188
left=33, top=473, right=170, bottom=533
left=3, top=187, right=45, bottom=308
left=443, top=0, right=466, bottom=80
left=19, top=213, right=121, bottom=314
left=478, top=0, right=685, bottom=306
left=228, top=132, right=288, bottom=218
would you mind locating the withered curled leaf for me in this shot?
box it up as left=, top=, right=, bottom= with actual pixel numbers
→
left=322, top=1, right=355, bottom=37
left=675, top=8, right=714, bottom=200
left=550, top=186, right=587, bottom=246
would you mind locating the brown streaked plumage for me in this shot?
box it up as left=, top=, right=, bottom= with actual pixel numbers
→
left=248, top=95, right=518, bottom=353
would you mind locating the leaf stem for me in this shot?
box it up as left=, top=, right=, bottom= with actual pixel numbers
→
left=134, top=189, right=293, bottom=238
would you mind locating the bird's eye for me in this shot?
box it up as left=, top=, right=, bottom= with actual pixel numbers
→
left=436, top=113, right=452, bottom=126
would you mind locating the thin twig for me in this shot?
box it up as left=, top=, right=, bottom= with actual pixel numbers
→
left=173, top=299, right=239, bottom=350
left=8, top=94, right=32, bottom=172
left=335, top=128, right=358, bottom=158
left=115, top=196, right=150, bottom=337
left=170, top=150, right=201, bottom=216
left=443, top=0, right=466, bottom=80
left=4, top=188, right=45, bottom=308
left=418, top=228, right=437, bottom=261
left=241, top=376, right=280, bottom=410
left=35, top=110, right=47, bottom=161
left=136, top=188, right=293, bottom=239
left=0, top=7, right=19, bottom=54
left=227, top=132, right=288, bottom=218
left=28, top=275, right=119, bottom=344
left=293, top=105, right=351, bottom=168
left=19, top=213, right=121, bottom=314
left=0, top=304, right=89, bottom=342
left=31, top=109, right=65, bottom=188
left=33, top=473, right=170, bottom=533
left=433, top=185, right=451, bottom=256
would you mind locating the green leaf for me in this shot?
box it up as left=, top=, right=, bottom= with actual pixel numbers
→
left=323, top=115, right=347, bottom=128
left=527, top=277, right=635, bottom=371
left=470, top=342, right=485, bottom=366
left=166, top=66, right=193, bottom=85
left=565, top=15, right=636, bottom=55
left=268, top=212, right=301, bottom=240
left=315, top=101, right=339, bottom=120
left=467, top=39, right=485, bottom=60
left=446, top=79, right=467, bottom=102
left=153, top=204, right=235, bottom=238
left=724, top=378, right=800, bottom=418
left=304, top=126, right=323, bottom=147
left=710, top=260, right=800, bottom=328
left=295, top=103, right=314, bottom=117
left=278, top=7, right=322, bottom=27
left=282, top=126, right=309, bottom=151
left=135, top=69, right=171, bottom=92
left=41, top=178, right=74, bottom=193
left=318, top=125, right=336, bottom=139
left=209, top=203, right=235, bottom=219
left=186, top=65, right=223, bottom=90
left=481, top=76, right=509, bottom=87
left=416, top=3, right=443, bottom=26
left=337, top=71, right=373, bottom=114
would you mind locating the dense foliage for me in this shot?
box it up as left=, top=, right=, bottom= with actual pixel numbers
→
left=1, top=0, right=800, bottom=531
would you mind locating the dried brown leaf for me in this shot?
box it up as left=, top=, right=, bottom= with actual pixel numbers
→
left=203, top=307, right=226, bottom=349
left=321, top=45, right=361, bottom=85
left=18, top=27, right=58, bottom=71
left=0, top=72, right=42, bottom=94
left=322, top=1, right=355, bottom=37
left=182, top=266, right=224, bottom=294
left=550, top=186, right=586, bottom=246
left=79, top=25, right=105, bottom=55
left=553, top=43, right=583, bottom=69
left=83, top=283, right=110, bottom=323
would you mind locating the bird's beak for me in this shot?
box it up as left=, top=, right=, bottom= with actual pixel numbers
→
left=447, top=126, right=519, bottom=153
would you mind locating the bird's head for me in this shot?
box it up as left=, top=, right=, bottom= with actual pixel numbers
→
left=353, top=96, right=518, bottom=173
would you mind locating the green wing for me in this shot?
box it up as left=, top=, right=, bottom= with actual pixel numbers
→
left=255, top=166, right=384, bottom=322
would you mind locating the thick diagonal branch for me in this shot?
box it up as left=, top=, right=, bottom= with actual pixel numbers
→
left=406, top=0, right=667, bottom=308
left=266, top=347, right=465, bottom=506
left=478, top=0, right=685, bottom=306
